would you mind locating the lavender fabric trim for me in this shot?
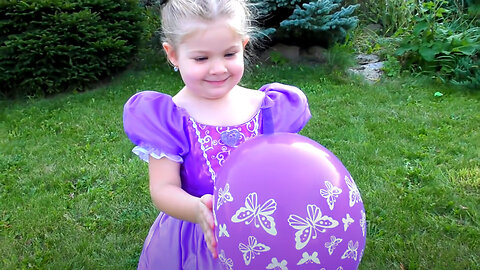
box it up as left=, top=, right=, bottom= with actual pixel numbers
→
left=132, top=146, right=183, bottom=163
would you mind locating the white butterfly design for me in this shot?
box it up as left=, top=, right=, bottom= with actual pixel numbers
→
left=320, top=181, right=342, bottom=210
left=360, top=210, right=366, bottom=237
left=218, top=250, right=234, bottom=270
left=231, top=192, right=277, bottom=236
left=325, top=235, right=343, bottom=255
left=341, top=240, right=359, bottom=260
left=216, top=183, right=233, bottom=210
left=218, top=223, right=230, bottom=238
left=342, top=213, right=354, bottom=231
left=345, top=175, right=362, bottom=207
left=288, top=204, right=339, bottom=250
left=238, top=235, right=270, bottom=265
left=266, top=257, right=288, bottom=270
left=297, top=251, right=321, bottom=265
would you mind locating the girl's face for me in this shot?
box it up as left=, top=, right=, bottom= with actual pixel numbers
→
left=163, top=18, right=248, bottom=101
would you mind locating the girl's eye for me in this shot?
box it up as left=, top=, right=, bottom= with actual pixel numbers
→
left=225, top=52, right=236, bottom=58
left=194, top=57, right=208, bottom=62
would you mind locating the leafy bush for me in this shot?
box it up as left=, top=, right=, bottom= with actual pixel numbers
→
left=134, top=1, right=165, bottom=69
left=138, top=0, right=162, bottom=51
left=450, top=54, right=480, bottom=87
left=347, top=0, right=418, bottom=35
left=394, top=0, right=480, bottom=88
left=382, top=55, right=403, bottom=78
left=348, top=24, right=403, bottom=59
left=251, top=0, right=359, bottom=47
left=448, top=0, right=480, bottom=16
left=0, top=0, right=144, bottom=97
left=350, top=0, right=479, bottom=35
left=324, top=41, right=356, bottom=72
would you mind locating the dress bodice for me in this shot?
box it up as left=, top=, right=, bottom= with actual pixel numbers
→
left=179, top=112, right=261, bottom=196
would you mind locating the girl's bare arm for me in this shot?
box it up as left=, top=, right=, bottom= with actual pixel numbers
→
left=148, top=156, right=217, bottom=258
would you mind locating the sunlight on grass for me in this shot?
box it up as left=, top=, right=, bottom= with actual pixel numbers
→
left=1, top=64, right=479, bottom=269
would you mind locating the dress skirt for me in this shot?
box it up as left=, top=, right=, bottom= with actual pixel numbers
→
left=137, top=213, right=224, bottom=270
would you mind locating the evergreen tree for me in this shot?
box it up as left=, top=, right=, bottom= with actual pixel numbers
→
left=252, top=0, right=359, bottom=47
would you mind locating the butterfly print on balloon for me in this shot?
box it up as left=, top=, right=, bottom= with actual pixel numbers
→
left=341, top=240, right=359, bottom=261
left=342, top=213, right=354, bottom=231
left=360, top=210, right=367, bottom=237
left=297, top=251, right=321, bottom=265
left=288, top=204, right=339, bottom=250
left=218, top=223, right=230, bottom=238
left=231, top=192, right=277, bottom=236
left=320, top=180, right=342, bottom=210
left=238, top=235, right=270, bottom=265
left=324, top=235, right=343, bottom=255
left=345, top=175, right=362, bottom=207
left=218, top=250, right=234, bottom=270
left=266, top=257, right=288, bottom=270
left=216, top=183, right=233, bottom=210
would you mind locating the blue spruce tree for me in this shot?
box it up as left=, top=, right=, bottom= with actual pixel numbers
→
left=252, top=0, right=359, bottom=47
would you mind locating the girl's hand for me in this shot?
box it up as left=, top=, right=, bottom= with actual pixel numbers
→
left=197, top=194, right=218, bottom=258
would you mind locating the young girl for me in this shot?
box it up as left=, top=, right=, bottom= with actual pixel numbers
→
left=123, top=0, right=311, bottom=269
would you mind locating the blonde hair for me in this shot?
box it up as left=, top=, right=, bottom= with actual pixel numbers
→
left=161, top=0, right=256, bottom=48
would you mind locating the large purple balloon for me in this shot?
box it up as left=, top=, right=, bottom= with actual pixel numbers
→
left=213, top=133, right=366, bottom=270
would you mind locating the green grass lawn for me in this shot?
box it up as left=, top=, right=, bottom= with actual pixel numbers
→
left=1, top=63, right=479, bottom=269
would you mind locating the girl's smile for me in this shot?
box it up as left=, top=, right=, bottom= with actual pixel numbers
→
left=205, top=77, right=230, bottom=86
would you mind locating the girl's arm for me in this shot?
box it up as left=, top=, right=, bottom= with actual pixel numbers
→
left=148, top=156, right=217, bottom=258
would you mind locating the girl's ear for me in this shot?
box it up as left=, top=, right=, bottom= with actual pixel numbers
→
left=242, top=36, right=250, bottom=49
left=162, top=42, right=178, bottom=66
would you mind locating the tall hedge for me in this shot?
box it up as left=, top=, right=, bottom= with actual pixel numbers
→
left=0, top=0, right=144, bottom=97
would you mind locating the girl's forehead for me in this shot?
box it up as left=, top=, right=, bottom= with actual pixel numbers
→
left=180, top=32, right=243, bottom=55
left=179, top=17, right=244, bottom=45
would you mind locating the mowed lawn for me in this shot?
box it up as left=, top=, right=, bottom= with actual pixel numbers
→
left=1, top=64, right=479, bottom=269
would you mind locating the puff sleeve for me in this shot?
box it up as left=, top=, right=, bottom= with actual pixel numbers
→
left=260, top=83, right=311, bottom=133
left=123, top=91, right=189, bottom=163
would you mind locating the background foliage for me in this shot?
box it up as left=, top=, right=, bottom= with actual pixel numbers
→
left=0, top=0, right=144, bottom=98
left=251, top=0, right=359, bottom=47
left=348, top=0, right=418, bottom=35
left=347, top=0, right=480, bottom=89
left=138, top=0, right=360, bottom=48
left=394, top=0, right=480, bottom=88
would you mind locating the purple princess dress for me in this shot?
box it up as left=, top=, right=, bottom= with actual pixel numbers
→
left=123, top=83, right=311, bottom=270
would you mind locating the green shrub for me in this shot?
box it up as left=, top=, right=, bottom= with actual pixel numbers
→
left=0, top=0, right=144, bottom=98
left=251, top=0, right=359, bottom=47
left=394, top=0, right=480, bottom=89
left=134, top=2, right=165, bottom=69
left=450, top=54, right=480, bottom=88
left=347, top=0, right=418, bottom=35
left=382, top=54, right=403, bottom=78
left=349, top=0, right=479, bottom=35
left=447, top=0, right=480, bottom=16
left=138, top=0, right=162, bottom=51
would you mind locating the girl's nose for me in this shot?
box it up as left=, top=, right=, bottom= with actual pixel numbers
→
left=209, top=58, right=227, bottom=74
